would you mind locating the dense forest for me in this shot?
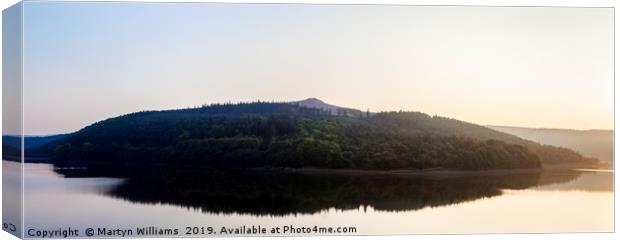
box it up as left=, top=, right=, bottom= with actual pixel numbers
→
left=49, top=101, right=598, bottom=170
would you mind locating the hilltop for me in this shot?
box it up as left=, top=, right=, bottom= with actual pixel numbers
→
left=292, top=98, right=364, bottom=117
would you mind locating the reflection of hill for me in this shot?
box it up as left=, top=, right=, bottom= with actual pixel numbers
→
left=533, top=171, right=613, bottom=192
left=55, top=169, right=581, bottom=216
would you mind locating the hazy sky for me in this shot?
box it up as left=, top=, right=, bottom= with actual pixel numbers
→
left=20, top=2, right=613, bottom=135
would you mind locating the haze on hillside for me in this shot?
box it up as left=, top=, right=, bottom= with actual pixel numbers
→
left=17, top=2, right=613, bottom=135
left=488, top=126, right=613, bottom=163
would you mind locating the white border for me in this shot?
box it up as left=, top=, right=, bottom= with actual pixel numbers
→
left=0, top=1, right=616, bottom=240
left=5, top=0, right=618, bottom=7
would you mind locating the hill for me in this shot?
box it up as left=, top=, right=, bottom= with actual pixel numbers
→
left=2, top=134, right=68, bottom=150
left=2, top=134, right=68, bottom=162
left=47, top=99, right=598, bottom=171
left=487, top=126, right=613, bottom=164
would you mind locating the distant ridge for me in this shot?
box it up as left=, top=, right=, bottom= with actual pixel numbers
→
left=291, top=98, right=363, bottom=117
left=488, top=125, right=613, bottom=163
left=2, top=134, right=69, bottom=150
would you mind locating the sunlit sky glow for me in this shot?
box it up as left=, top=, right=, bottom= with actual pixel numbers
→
left=19, top=2, right=613, bottom=135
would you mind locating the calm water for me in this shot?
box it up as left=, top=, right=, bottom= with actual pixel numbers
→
left=5, top=161, right=614, bottom=236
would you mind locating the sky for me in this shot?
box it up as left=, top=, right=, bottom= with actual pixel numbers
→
left=16, top=2, right=614, bottom=135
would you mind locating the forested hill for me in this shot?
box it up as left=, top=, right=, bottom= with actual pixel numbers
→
left=50, top=100, right=598, bottom=170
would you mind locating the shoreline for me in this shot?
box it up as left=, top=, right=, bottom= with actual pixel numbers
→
left=10, top=160, right=611, bottom=178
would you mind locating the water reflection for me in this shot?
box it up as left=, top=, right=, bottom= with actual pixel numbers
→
left=54, top=167, right=595, bottom=216
left=533, top=170, right=613, bottom=192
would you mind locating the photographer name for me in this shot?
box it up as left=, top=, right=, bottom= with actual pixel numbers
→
left=95, top=226, right=179, bottom=237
